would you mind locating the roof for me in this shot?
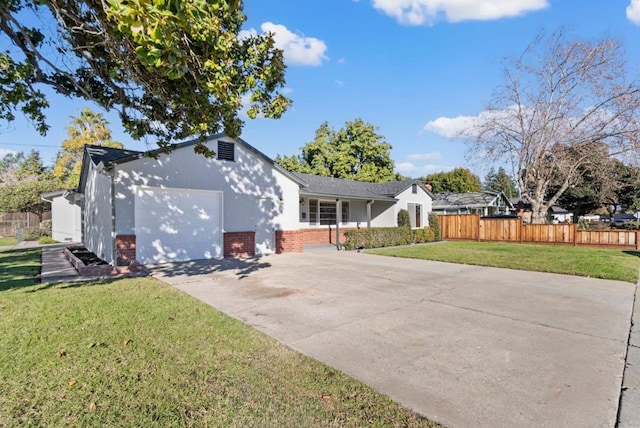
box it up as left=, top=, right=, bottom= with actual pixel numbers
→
left=77, top=135, right=307, bottom=193
left=292, top=172, right=396, bottom=201
left=292, top=173, right=433, bottom=201
left=433, top=191, right=513, bottom=209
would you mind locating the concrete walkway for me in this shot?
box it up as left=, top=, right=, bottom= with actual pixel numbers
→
left=39, top=245, right=80, bottom=283
left=151, top=251, right=635, bottom=428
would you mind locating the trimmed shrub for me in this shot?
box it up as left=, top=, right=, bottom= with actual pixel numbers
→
left=397, top=209, right=411, bottom=227
left=40, top=219, right=52, bottom=234
left=343, top=227, right=436, bottom=250
left=38, top=236, right=58, bottom=245
left=428, top=212, right=441, bottom=241
left=23, top=227, right=51, bottom=241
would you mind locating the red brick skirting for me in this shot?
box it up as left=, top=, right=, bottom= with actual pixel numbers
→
left=275, top=230, right=303, bottom=254
left=223, top=231, right=255, bottom=258
left=116, top=234, right=136, bottom=266
left=300, top=227, right=358, bottom=245
left=63, top=246, right=145, bottom=277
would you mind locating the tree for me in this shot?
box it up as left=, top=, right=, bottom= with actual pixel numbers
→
left=469, top=31, right=640, bottom=223
left=275, top=119, right=396, bottom=183
left=0, top=150, right=46, bottom=185
left=0, top=178, right=59, bottom=220
left=0, top=0, right=290, bottom=153
left=0, top=151, right=25, bottom=185
left=483, top=167, right=518, bottom=198
left=423, top=167, right=482, bottom=193
left=53, top=107, right=122, bottom=188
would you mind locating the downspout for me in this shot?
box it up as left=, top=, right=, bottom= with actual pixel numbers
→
left=335, top=199, right=341, bottom=250
left=108, top=168, right=117, bottom=266
left=367, top=200, right=374, bottom=229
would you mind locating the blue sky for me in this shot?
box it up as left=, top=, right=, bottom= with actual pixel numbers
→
left=1, top=0, right=640, bottom=179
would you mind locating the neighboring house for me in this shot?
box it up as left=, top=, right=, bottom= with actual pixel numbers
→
left=41, top=190, right=82, bottom=242
left=432, top=191, right=513, bottom=216
left=511, top=199, right=574, bottom=224
left=57, top=135, right=433, bottom=266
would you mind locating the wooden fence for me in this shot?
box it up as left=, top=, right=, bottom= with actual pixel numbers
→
left=438, top=214, right=639, bottom=250
left=0, top=212, right=51, bottom=237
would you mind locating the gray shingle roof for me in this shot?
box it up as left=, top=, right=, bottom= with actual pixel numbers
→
left=292, top=173, right=433, bottom=201
left=292, top=172, right=396, bottom=201
left=433, top=191, right=508, bottom=209
left=85, top=145, right=143, bottom=165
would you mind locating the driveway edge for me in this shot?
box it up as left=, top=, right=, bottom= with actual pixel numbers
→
left=616, top=269, right=640, bottom=427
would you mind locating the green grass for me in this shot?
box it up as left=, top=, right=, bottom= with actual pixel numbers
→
left=0, top=237, right=18, bottom=246
left=0, top=248, right=441, bottom=427
left=368, top=242, right=640, bottom=283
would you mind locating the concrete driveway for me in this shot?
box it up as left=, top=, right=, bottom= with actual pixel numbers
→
left=151, top=250, right=635, bottom=428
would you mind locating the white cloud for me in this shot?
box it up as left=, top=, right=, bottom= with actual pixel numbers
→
left=372, top=0, right=548, bottom=26
left=424, top=114, right=478, bottom=138
left=408, top=152, right=442, bottom=160
left=335, top=80, right=345, bottom=87
left=250, top=22, right=328, bottom=66
left=0, top=148, right=17, bottom=158
left=627, top=0, right=640, bottom=24
left=337, top=57, right=346, bottom=64
left=396, top=162, right=419, bottom=174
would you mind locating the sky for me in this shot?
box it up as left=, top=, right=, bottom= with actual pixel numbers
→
left=1, top=0, right=640, bottom=179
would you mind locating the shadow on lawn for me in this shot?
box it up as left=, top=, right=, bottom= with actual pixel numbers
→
left=0, top=248, right=41, bottom=292
left=623, top=251, right=640, bottom=258
left=149, top=257, right=272, bottom=280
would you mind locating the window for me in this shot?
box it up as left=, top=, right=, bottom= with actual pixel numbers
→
left=341, top=202, right=349, bottom=224
left=412, top=183, right=417, bottom=194
left=217, top=141, right=235, bottom=161
left=319, top=202, right=336, bottom=225
left=309, top=199, right=318, bottom=225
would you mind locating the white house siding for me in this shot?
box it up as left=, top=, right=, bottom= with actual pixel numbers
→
left=51, top=195, right=82, bottom=242
left=394, top=186, right=433, bottom=227
left=369, top=201, right=396, bottom=227
left=113, top=137, right=299, bottom=256
left=84, top=163, right=114, bottom=264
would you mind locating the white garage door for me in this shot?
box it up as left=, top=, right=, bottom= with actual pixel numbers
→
left=134, top=187, right=222, bottom=264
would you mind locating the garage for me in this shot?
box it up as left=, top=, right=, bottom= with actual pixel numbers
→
left=134, top=187, right=222, bottom=264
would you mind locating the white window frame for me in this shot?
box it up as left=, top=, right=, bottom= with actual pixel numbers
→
left=407, top=202, right=423, bottom=228
left=307, top=199, right=349, bottom=226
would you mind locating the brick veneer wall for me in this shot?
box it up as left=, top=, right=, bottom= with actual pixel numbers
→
left=223, top=231, right=255, bottom=258
left=275, top=230, right=303, bottom=253
left=116, top=234, right=136, bottom=266
left=300, top=227, right=358, bottom=245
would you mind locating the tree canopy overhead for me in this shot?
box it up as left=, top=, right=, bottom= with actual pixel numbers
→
left=468, top=30, right=640, bottom=223
left=423, top=167, right=482, bottom=193
left=0, top=0, right=290, bottom=153
left=275, top=119, right=397, bottom=183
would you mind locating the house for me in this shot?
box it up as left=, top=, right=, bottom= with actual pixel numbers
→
left=41, top=189, right=82, bottom=242
left=60, top=135, right=433, bottom=266
left=511, top=199, right=574, bottom=224
left=432, top=191, right=513, bottom=216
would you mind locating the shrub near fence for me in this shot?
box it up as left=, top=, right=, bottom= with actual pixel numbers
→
left=343, top=227, right=435, bottom=250
left=438, top=214, right=639, bottom=249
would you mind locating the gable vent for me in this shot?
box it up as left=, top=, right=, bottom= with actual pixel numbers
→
left=217, top=141, right=235, bottom=161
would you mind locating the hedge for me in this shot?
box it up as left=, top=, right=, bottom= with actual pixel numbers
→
left=343, top=227, right=435, bottom=250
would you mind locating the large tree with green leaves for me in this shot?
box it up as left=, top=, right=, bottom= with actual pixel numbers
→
left=275, top=119, right=396, bottom=183
left=0, top=178, right=59, bottom=220
left=0, top=150, right=45, bottom=185
left=423, top=167, right=482, bottom=193
left=0, top=0, right=290, bottom=153
left=53, top=107, right=122, bottom=188
left=483, top=167, right=519, bottom=198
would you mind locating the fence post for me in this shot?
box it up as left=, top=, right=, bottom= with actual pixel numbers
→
left=636, top=230, right=639, bottom=251
left=573, top=223, right=578, bottom=247
left=477, top=214, right=481, bottom=241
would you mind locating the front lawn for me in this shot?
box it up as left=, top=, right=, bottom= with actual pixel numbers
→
left=367, top=242, right=640, bottom=283
left=0, top=248, right=441, bottom=427
left=0, top=236, right=18, bottom=246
